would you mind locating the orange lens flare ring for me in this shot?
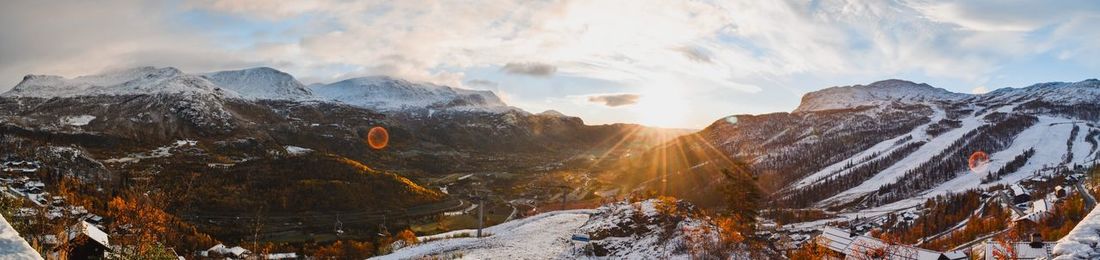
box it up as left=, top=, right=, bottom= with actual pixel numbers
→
left=367, top=126, right=389, bottom=150
left=968, top=150, right=989, bottom=173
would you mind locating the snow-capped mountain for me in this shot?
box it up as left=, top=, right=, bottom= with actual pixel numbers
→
left=2, top=66, right=514, bottom=114
left=311, top=76, right=510, bottom=112
left=979, top=79, right=1100, bottom=105
left=795, top=78, right=1100, bottom=113
left=202, top=67, right=312, bottom=100
left=2, top=67, right=238, bottom=98
left=794, top=79, right=967, bottom=112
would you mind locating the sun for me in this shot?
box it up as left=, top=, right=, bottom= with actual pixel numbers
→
left=633, top=87, right=690, bottom=128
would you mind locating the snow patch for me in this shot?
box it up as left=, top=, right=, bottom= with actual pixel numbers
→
left=284, top=146, right=313, bottom=155
left=61, top=115, right=96, bottom=126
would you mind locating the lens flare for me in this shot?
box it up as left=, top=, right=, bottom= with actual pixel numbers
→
left=968, top=151, right=990, bottom=173
left=367, top=126, right=389, bottom=150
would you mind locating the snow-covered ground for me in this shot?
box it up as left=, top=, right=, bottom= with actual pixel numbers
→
left=60, top=115, right=96, bottom=126
left=284, top=145, right=313, bottom=155
left=1051, top=203, right=1100, bottom=259
left=104, top=139, right=197, bottom=163
left=0, top=215, right=42, bottom=259
left=375, top=210, right=595, bottom=259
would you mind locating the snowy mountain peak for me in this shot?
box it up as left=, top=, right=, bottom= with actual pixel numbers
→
left=3, top=66, right=238, bottom=99
left=794, top=79, right=967, bottom=112
left=311, top=76, right=508, bottom=111
left=979, top=79, right=1100, bottom=105
left=203, top=67, right=312, bottom=100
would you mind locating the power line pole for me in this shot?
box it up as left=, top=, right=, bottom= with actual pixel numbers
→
left=475, top=195, right=485, bottom=238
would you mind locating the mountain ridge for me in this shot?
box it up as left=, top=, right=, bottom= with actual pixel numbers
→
left=795, top=78, right=1100, bottom=113
left=2, top=66, right=513, bottom=114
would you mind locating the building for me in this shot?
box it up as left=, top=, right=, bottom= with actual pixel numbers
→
left=1015, top=198, right=1054, bottom=225
left=1, top=161, right=40, bottom=173
left=981, top=234, right=1054, bottom=260
left=816, top=226, right=968, bottom=260
left=202, top=244, right=252, bottom=259
left=65, top=221, right=110, bottom=259
left=1010, top=184, right=1031, bottom=205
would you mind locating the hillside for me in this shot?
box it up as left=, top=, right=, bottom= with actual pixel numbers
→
left=379, top=199, right=750, bottom=259
left=612, top=79, right=1099, bottom=221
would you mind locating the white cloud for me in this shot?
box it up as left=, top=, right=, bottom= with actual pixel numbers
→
left=2, top=0, right=1100, bottom=127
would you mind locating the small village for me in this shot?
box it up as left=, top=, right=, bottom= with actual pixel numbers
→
left=764, top=165, right=1096, bottom=259
left=0, top=158, right=302, bottom=259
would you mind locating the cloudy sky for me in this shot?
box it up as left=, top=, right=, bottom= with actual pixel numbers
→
left=2, top=0, right=1099, bottom=128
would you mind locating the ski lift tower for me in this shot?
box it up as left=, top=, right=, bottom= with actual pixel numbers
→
left=554, top=185, right=572, bottom=210
left=469, top=188, right=489, bottom=238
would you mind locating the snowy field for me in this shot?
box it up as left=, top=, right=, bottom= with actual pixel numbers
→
left=1052, top=204, right=1100, bottom=259
left=375, top=210, right=595, bottom=259
left=0, top=216, right=42, bottom=259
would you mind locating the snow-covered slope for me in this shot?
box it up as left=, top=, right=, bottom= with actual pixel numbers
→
left=693, top=78, right=1100, bottom=216
left=0, top=215, right=42, bottom=259
left=203, top=67, right=312, bottom=100
left=794, top=79, right=967, bottom=112
left=980, top=79, right=1100, bottom=105
left=1051, top=203, right=1100, bottom=259
left=380, top=199, right=749, bottom=259
left=3, top=67, right=239, bottom=99
left=311, top=76, right=510, bottom=112
left=375, top=209, right=595, bottom=259
left=579, top=199, right=746, bottom=259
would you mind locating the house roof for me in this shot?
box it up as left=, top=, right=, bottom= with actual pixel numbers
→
left=817, top=227, right=967, bottom=260
left=984, top=241, right=1054, bottom=259
left=207, top=244, right=251, bottom=257
left=69, top=221, right=109, bottom=248
left=1010, top=184, right=1028, bottom=196
left=818, top=226, right=855, bottom=253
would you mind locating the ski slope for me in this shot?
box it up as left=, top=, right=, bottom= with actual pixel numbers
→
left=801, top=116, right=1098, bottom=226
left=820, top=106, right=995, bottom=206
left=793, top=104, right=944, bottom=189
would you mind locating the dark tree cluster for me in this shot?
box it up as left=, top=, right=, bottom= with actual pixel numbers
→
left=1065, top=125, right=1081, bottom=164
left=1086, top=129, right=1100, bottom=156
left=926, top=119, right=962, bottom=137
left=982, top=148, right=1036, bottom=183
left=1016, top=100, right=1100, bottom=121
left=887, top=191, right=984, bottom=244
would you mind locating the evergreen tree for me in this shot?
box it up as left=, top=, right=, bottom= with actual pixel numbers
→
left=720, top=164, right=762, bottom=226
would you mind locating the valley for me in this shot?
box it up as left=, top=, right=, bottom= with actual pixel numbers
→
left=0, top=66, right=1098, bottom=259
